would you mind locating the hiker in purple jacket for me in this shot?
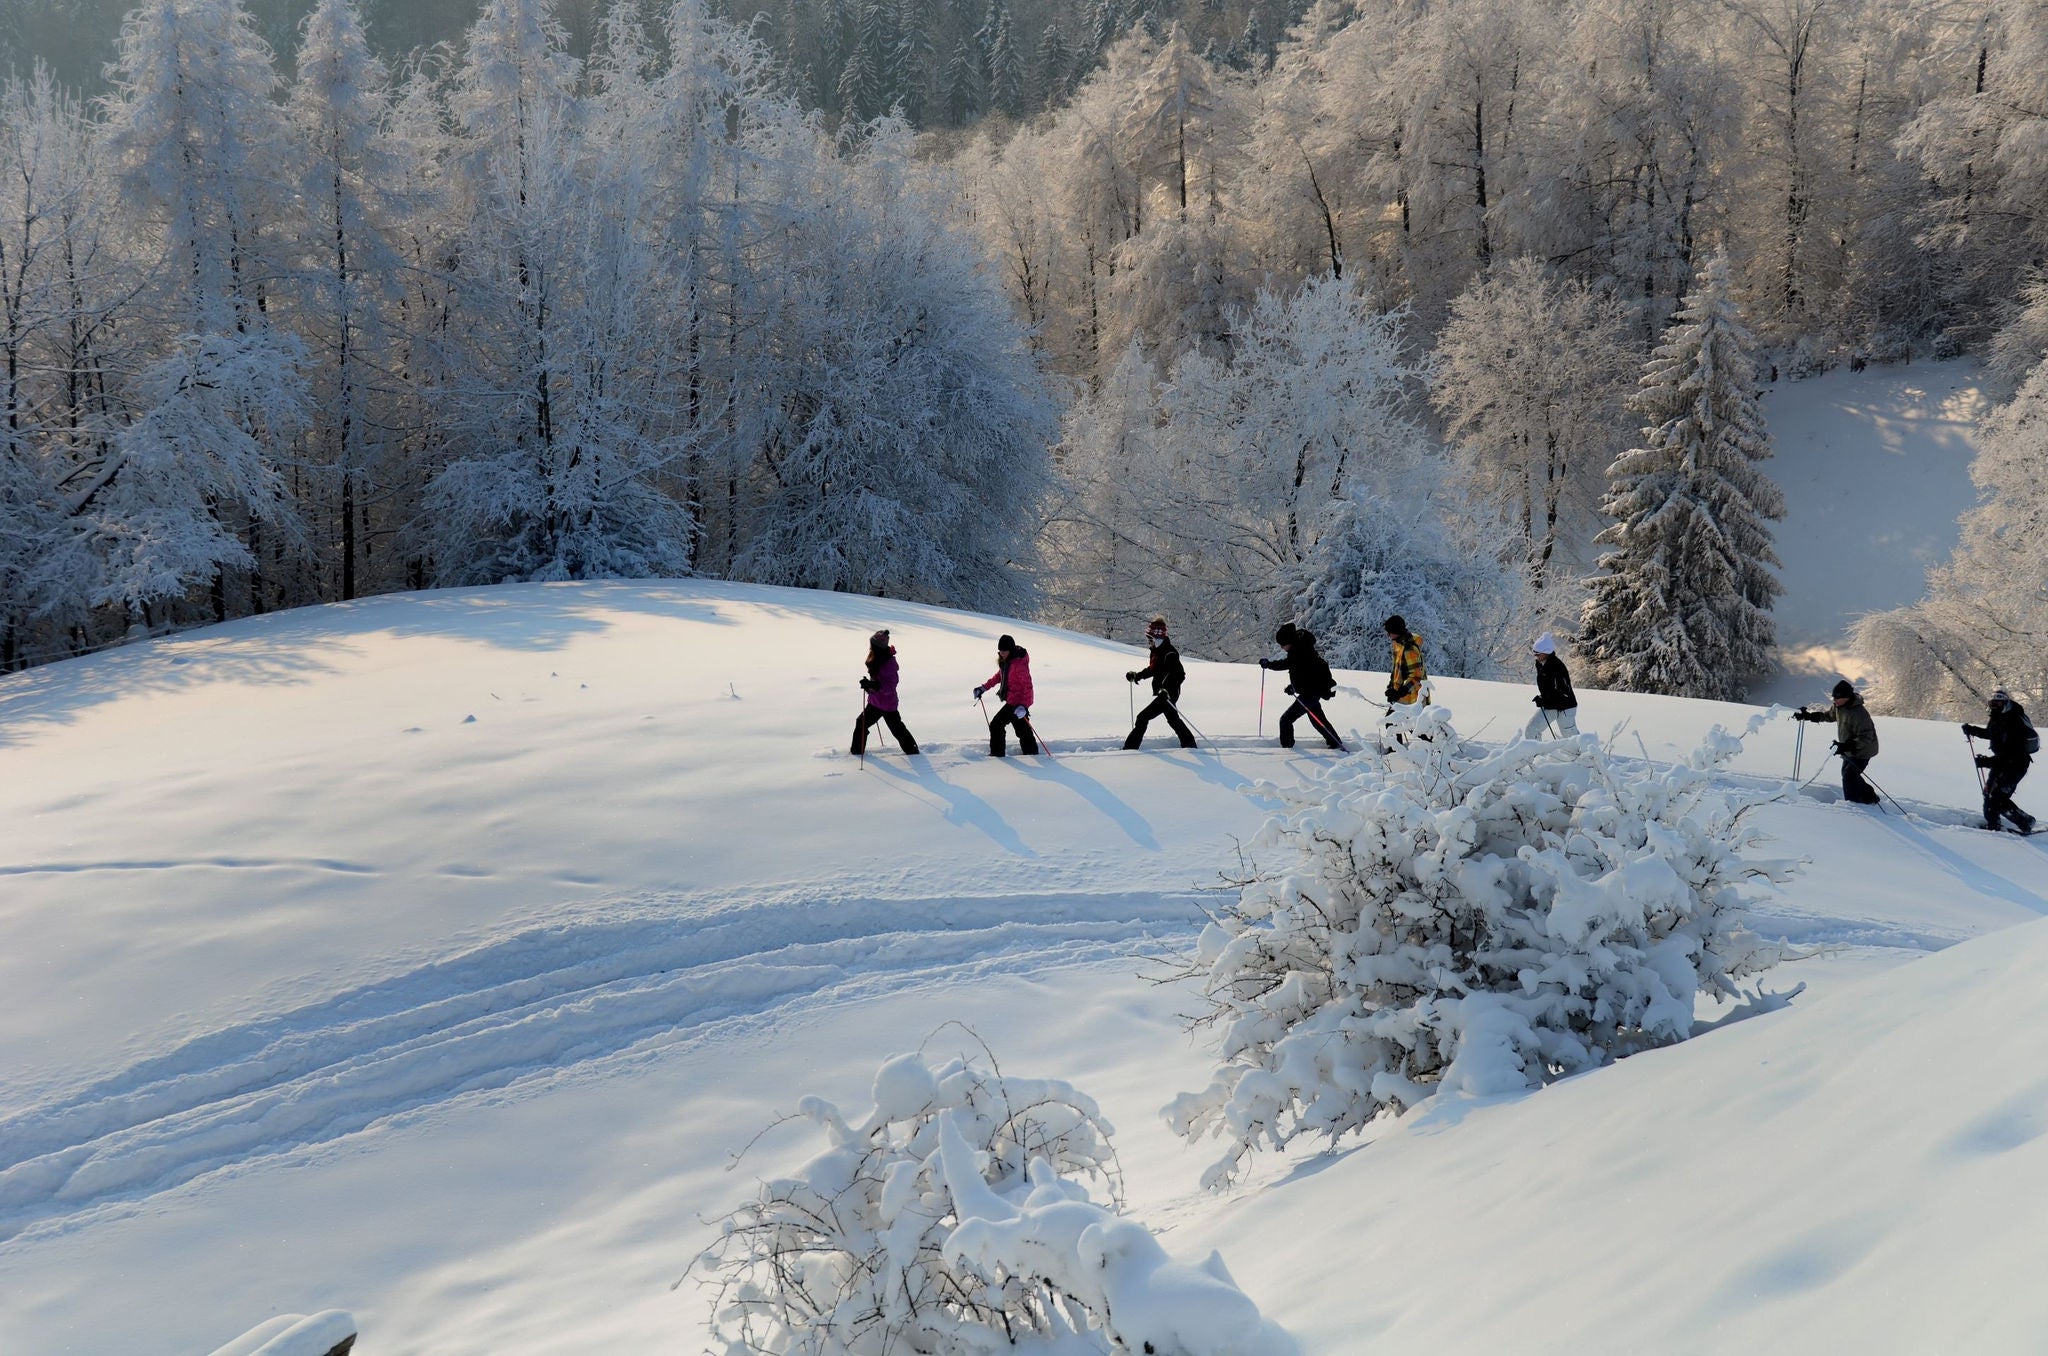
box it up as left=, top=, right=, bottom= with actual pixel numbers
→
left=851, top=629, right=920, bottom=755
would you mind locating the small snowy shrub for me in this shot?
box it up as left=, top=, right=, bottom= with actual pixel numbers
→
left=1167, top=708, right=1795, bottom=1188
left=698, top=1050, right=1297, bottom=1356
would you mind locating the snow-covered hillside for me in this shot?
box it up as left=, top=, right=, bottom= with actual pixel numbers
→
left=1757, top=359, right=1988, bottom=706
left=1, top=581, right=2043, bottom=1353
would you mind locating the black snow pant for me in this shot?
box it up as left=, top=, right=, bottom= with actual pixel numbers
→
left=851, top=704, right=918, bottom=755
left=1984, top=761, right=2035, bottom=833
left=1280, top=696, right=1344, bottom=749
left=1841, top=756, right=1880, bottom=805
left=1125, top=694, right=1195, bottom=749
left=988, top=704, right=1039, bottom=756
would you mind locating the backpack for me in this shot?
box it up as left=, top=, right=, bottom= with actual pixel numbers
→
left=1304, top=651, right=1337, bottom=701
left=2019, top=708, right=2041, bottom=756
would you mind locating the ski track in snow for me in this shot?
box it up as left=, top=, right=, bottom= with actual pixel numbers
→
left=0, top=888, right=1205, bottom=1248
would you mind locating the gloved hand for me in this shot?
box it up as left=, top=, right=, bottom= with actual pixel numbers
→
left=860, top=677, right=874, bottom=693
left=1284, top=685, right=1296, bottom=696
left=1977, top=755, right=1995, bottom=768
left=1014, top=706, right=1029, bottom=719
left=973, top=685, right=985, bottom=700
left=1384, top=683, right=1398, bottom=702
left=1532, top=695, right=1542, bottom=705
left=1126, top=671, right=1140, bottom=682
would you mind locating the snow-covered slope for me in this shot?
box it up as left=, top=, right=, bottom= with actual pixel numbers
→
left=1756, top=359, right=1989, bottom=705
left=1, top=581, right=2042, bottom=1354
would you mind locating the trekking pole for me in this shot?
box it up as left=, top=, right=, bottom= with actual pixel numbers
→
left=1864, top=774, right=1908, bottom=817
left=1167, top=697, right=1210, bottom=746
left=1541, top=709, right=1559, bottom=740
left=1793, top=720, right=1805, bottom=780
left=1021, top=713, right=1054, bottom=759
left=1966, top=729, right=1988, bottom=800
left=1258, top=669, right=1266, bottom=738
left=1128, top=679, right=1136, bottom=727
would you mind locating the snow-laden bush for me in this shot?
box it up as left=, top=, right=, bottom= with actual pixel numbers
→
left=699, top=1050, right=1297, bottom=1356
left=1167, top=708, right=1795, bottom=1189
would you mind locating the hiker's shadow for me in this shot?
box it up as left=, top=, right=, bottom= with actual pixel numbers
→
left=1005, top=758, right=1160, bottom=850
left=864, top=758, right=1037, bottom=858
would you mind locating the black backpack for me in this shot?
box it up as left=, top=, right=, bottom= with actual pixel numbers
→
left=1303, top=651, right=1337, bottom=701
left=2018, top=705, right=2041, bottom=757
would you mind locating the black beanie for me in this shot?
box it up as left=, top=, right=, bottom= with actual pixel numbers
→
left=1832, top=679, right=1855, bottom=700
left=998, top=634, right=1016, bottom=650
left=1274, top=623, right=1298, bottom=646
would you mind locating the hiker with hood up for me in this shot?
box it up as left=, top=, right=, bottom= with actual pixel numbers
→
left=1383, top=615, right=1427, bottom=706
left=851, top=628, right=919, bottom=756
left=1259, top=623, right=1346, bottom=750
left=1964, top=688, right=2037, bottom=834
left=1795, top=680, right=1880, bottom=805
left=1123, top=617, right=1196, bottom=749
left=974, top=634, right=1039, bottom=756
left=1526, top=633, right=1579, bottom=739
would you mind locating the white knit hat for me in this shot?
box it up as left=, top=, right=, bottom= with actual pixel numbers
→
left=1532, top=633, right=1556, bottom=655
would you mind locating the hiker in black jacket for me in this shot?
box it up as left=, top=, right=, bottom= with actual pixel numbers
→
left=1124, top=617, right=1196, bottom=749
left=1795, top=680, right=1880, bottom=805
left=1259, top=624, right=1346, bottom=751
left=1964, top=689, right=2036, bottom=834
left=1524, top=633, right=1579, bottom=739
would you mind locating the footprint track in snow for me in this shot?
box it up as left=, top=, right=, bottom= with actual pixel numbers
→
left=0, top=888, right=1204, bottom=1246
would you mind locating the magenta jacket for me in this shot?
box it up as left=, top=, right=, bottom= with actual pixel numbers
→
left=867, top=649, right=901, bottom=712
left=983, top=649, right=1034, bottom=708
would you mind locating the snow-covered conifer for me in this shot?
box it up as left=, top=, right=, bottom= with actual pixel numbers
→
left=1579, top=252, right=1784, bottom=700
left=1167, top=709, right=1792, bottom=1188
left=699, top=1049, right=1298, bottom=1355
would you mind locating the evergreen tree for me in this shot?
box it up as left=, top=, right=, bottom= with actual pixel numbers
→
left=1580, top=253, right=1785, bottom=700
left=944, top=35, right=985, bottom=123
left=986, top=5, right=1024, bottom=116
left=1034, top=22, right=1071, bottom=108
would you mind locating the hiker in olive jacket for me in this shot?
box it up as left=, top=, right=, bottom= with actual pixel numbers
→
left=1124, top=617, right=1196, bottom=749
left=1795, top=680, right=1880, bottom=805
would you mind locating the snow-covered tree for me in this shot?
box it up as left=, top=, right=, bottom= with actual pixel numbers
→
left=1167, top=708, right=1792, bottom=1189
left=1052, top=275, right=1439, bottom=658
left=99, top=0, right=308, bottom=618
left=1292, top=487, right=1526, bottom=678
left=1433, top=259, right=1637, bottom=592
left=729, top=122, right=1057, bottom=614
left=1579, top=252, right=1784, bottom=700
left=697, top=1049, right=1298, bottom=1355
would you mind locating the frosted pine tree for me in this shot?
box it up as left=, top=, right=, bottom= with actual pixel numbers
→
left=1580, top=253, right=1784, bottom=701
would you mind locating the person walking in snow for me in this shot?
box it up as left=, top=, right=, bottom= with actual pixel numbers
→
left=1383, top=615, right=1427, bottom=707
left=1526, top=633, right=1579, bottom=740
left=1259, top=624, right=1345, bottom=750
left=1964, top=689, right=2036, bottom=834
left=851, top=628, right=919, bottom=757
left=1123, top=617, right=1196, bottom=749
left=974, top=634, right=1038, bottom=757
left=1795, top=680, right=1880, bottom=805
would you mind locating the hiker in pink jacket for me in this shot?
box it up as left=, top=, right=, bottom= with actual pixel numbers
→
left=851, top=628, right=919, bottom=756
left=972, top=634, right=1038, bottom=756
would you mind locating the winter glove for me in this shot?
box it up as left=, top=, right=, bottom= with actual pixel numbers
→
left=1532, top=695, right=1542, bottom=705
left=1126, top=671, right=1140, bottom=683
left=1014, top=706, right=1029, bottom=720
left=1977, top=755, right=1996, bottom=768
left=1284, top=685, right=1296, bottom=696
left=860, top=677, right=875, bottom=693
left=973, top=685, right=985, bottom=700
left=1384, top=682, right=1398, bottom=702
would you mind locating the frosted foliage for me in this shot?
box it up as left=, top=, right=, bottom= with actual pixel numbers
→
left=1579, top=252, right=1784, bottom=701
left=699, top=1051, right=1297, bottom=1356
left=1049, top=276, right=1441, bottom=658
left=1853, top=358, right=2048, bottom=716
left=1167, top=707, right=1792, bottom=1189
left=1293, top=489, right=1525, bottom=678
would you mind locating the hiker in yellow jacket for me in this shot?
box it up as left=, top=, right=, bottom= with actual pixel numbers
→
left=1383, top=615, right=1426, bottom=705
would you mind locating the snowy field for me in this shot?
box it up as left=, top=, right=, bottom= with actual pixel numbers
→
left=1755, top=359, right=1988, bottom=707
left=2, top=580, right=2046, bottom=1354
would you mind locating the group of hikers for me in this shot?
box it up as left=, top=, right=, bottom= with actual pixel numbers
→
left=849, top=618, right=2033, bottom=835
